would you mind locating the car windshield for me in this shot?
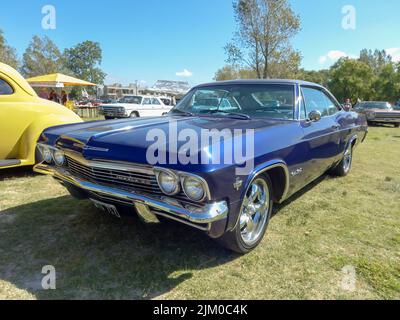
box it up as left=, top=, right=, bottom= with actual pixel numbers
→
left=119, top=96, right=142, bottom=104
left=171, top=84, right=295, bottom=120
left=355, top=102, right=391, bottom=110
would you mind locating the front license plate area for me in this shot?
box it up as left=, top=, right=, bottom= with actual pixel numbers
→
left=90, top=198, right=121, bottom=218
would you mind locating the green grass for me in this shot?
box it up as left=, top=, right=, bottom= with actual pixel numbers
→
left=0, top=126, right=399, bottom=300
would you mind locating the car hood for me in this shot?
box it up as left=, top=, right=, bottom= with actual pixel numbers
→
left=43, top=115, right=293, bottom=169
left=100, top=103, right=141, bottom=108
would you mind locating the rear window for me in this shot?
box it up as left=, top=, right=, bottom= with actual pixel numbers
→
left=0, top=78, right=14, bottom=95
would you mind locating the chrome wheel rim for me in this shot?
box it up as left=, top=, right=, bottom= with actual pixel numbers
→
left=343, top=146, right=352, bottom=173
left=239, top=178, right=270, bottom=246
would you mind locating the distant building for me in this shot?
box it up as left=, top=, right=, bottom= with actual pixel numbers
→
left=141, top=80, right=191, bottom=99
left=102, top=80, right=191, bottom=100
left=102, top=83, right=140, bottom=98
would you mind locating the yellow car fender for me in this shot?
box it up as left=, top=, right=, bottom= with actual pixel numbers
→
left=18, top=113, right=82, bottom=164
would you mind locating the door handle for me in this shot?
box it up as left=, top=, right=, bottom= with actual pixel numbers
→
left=332, top=124, right=340, bottom=130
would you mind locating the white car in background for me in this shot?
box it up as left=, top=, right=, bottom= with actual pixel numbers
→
left=99, top=95, right=172, bottom=119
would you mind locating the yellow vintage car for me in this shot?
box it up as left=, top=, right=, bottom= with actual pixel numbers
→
left=0, top=62, right=82, bottom=169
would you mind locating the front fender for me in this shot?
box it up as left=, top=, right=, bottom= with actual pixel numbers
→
left=18, top=113, right=82, bottom=164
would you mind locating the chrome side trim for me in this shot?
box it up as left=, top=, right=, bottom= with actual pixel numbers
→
left=33, top=164, right=228, bottom=225
left=231, top=162, right=290, bottom=231
left=252, top=162, right=290, bottom=203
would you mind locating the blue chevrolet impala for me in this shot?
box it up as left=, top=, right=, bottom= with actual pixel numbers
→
left=34, top=80, right=368, bottom=253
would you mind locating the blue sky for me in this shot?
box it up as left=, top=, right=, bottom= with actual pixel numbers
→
left=1, top=0, right=399, bottom=86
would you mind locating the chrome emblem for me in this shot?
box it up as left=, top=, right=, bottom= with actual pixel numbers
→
left=233, top=177, right=243, bottom=190
left=114, top=174, right=151, bottom=185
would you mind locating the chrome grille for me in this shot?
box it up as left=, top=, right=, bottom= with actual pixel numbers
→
left=65, top=156, right=195, bottom=204
left=66, top=156, right=160, bottom=194
left=375, top=112, right=400, bottom=119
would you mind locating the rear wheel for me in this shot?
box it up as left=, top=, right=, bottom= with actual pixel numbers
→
left=332, top=144, right=353, bottom=177
left=217, top=175, right=273, bottom=254
left=104, top=116, right=114, bottom=120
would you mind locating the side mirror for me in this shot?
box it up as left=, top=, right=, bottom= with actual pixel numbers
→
left=308, top=110, right=322, bottom=122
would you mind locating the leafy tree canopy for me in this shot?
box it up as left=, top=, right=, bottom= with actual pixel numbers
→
left=0, top=29, right=19, bottom=69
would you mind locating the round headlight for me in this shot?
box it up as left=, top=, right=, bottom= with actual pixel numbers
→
left=157, top=171, right=179, bottom=195
left=182, top=176, right=205, bottom=202
left=42, top=147, right=53, bottom=164
left=53, top=149, right=65, bottom=166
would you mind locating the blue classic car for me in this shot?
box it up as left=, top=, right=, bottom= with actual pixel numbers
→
left=34, top=80, right=368, bottom=253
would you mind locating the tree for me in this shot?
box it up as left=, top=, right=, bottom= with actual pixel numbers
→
left=225, top=0, right=301, bottom=79
left=0, top=29, right=19, bottom=69
left=372, top=63, right=400, bottom=102
left=296, top=69, right=330, bottom=87
left=63, top=41, right=106, bottom=87
left=328, top=58, right=375, bottom=103
left=214, top=65, right=258, bottom=81
left=21, top=35, right=67, bottom=77
left=359, top=49, right=392, bottom=74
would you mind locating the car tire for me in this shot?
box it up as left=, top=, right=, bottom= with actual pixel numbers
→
left=104, top=116, right=114, bottom=120
left=129, top=112, right=139, bottom=118
left=332, top=144, right=353, bottom=177
left=216, top=174, right=273, bottom=254
left=394, top=123, right=400, bottom=128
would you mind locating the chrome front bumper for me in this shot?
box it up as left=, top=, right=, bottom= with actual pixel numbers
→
left=34, top=164, right=228, bottom=231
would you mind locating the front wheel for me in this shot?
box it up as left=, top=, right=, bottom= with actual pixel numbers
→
left=217, top=175, right=273, bottom=254
left=331, top=144, right=353, bottom=177
left=129, top=112, right=139, bottom=118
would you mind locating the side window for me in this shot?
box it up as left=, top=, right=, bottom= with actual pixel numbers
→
left=0, top=78, right=14, bottom=95
left=151, top=98, right=161, bottom=105
left=302, top=87, right=338, bottom=118
left=143, top=98, right=151, bottom=105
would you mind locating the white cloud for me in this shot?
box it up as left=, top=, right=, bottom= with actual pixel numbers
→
left=176, top=69, right=193, bottom=77
left=385, top=48, right=400, bottom=62
left=319, top=50, right=349, bottom=64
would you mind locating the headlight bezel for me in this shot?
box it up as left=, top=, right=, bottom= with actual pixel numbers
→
left=53, top=149, right=66, bottom=166
left=37, top=143, right=66, bottom=166
left=41, top=146, right=53, bottom=164
left=181, top=175, right=207, bottom=202
left=155, top=169, right=180, bottom=196
left=154, top=168, right=210, bottom=202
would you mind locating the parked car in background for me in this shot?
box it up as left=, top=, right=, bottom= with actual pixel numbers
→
left=34, top=80, right=368, bottom=253
left=100, top=98, right=117, bottom=104
left=98, top=95, right=172, bottom=119
left=0, top=62, right=82, bottom=169
left=394, top=101, right=400, bottom=110
left=354, top=101, right=400, bottom=127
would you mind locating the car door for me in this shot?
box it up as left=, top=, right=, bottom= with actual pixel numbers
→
left=139, top=97, right=153, bottom=117
left=299, top=86, right=342, bottom=182
left=150, top=97, right=165, bottom=116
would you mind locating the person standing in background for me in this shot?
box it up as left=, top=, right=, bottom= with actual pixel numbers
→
left=61, top=90, right=68, bottom=106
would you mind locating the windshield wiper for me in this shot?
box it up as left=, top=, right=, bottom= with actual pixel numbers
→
left=201, top=110, right=251, bottom=120
left=169, top=109, right=195, bottom=117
